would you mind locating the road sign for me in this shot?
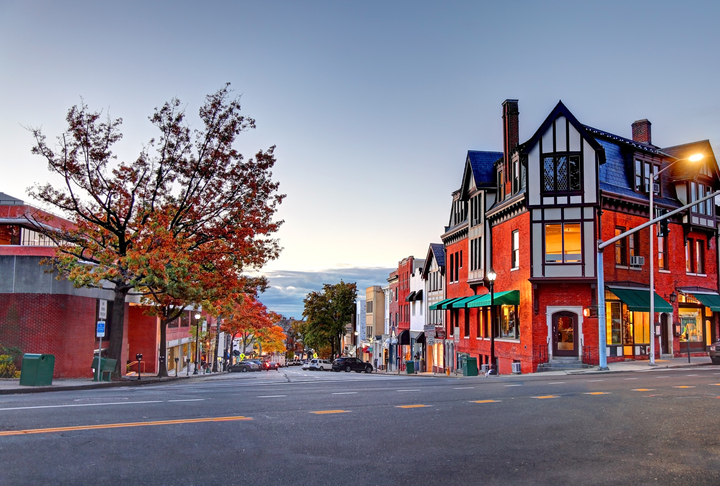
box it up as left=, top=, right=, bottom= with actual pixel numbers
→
left=313, top=353, right=318, bottom=359
left=240, top=353, right=245, bottom=360
left=96, top=321, right=106, bottom=337
left=98, top=300, right=107, bottom=320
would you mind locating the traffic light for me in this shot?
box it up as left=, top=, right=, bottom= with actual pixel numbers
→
left=659, top=217, right=669, bottom=237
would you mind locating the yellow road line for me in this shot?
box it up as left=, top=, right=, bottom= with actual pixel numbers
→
left=0, top=416, right=252, bottom=437
left=471, top=400, right=500, bottom=403
left=532, top=395, right=558, bottom=399
left=310, top=410, right=350, bottom=414
left=396, top=404, right=429, bottom=409
left=632, top=389, right=654, bottom=392
left=585, top=392, right=610, bottom=395
left=674, top=386, right=695, bottom=389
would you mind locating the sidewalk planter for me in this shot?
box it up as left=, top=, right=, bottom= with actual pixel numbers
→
left=19, top=354, right=55, bottom=386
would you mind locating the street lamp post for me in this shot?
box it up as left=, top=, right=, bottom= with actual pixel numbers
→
left=354, top=331, right=359, bottom=357
left=193, top=313, right=201, bottom=375
left=487, top=269, right=497, bottom=375
left=649, top=153, right=703, bottom=365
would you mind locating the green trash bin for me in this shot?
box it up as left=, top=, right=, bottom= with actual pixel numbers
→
left=405, top=360, right=415, bottom=374
left=463, top=357, right=478, bottom=376
left=19, top=354, right=55, bottom=386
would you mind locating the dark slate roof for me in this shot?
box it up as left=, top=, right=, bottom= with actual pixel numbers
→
left=430, top=243, right=445, bottom=268
left=467, top=151, right=503, bottom=187
left=583, top=125, right=665, bottom=156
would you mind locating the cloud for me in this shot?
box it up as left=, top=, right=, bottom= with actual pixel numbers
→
left=256, top=267, right=394, bottom=319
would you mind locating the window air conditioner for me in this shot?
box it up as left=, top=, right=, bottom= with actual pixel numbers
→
left=511, top=362, right=522, bottom=374
left=630, top=255, right=645, bottom=266
left=645, top=182, right=660, bottom=194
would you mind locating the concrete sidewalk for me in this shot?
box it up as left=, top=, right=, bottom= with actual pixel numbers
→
left=377, top=355, right=714, bottom=378
left=0, top=357, right=714, bottom=394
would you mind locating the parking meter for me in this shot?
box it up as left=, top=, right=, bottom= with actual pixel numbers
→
left=136, top=353, right=143, bottom=380
left=174, top=356, right=180, bottom=376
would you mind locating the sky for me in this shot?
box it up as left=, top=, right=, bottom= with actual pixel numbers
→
left=2, top=1, right=720, bottom=318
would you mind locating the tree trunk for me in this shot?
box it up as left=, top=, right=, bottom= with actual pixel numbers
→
left=109, top=287, right=130, bottom=379
left=158, top=319, right=169, bottom=378
left=212, top=317, right=221, bottom=372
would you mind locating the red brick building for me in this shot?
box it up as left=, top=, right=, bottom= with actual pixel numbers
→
left=0, top=192, right=197, bottom=378
left=430, top=100, right=719, bottom=374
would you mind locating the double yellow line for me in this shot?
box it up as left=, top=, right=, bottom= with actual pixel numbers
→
left=0, top=416, right=252, bottom=437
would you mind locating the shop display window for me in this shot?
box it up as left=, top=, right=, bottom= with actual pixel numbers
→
left=498, top=305, right=519, bottom=339
left=679, top=308, right=703, bottom=343
left=606, top=302, right=623, bottom=345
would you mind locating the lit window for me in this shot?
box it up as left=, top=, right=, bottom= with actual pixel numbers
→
left=545, top=223, right=581, bottom=263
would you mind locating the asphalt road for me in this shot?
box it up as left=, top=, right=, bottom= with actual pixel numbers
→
left=1, top=366, right=720, bottom=485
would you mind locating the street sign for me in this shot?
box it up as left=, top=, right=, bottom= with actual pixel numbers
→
left=98, top=300, right=107, bottom=320
left=313, top=353, right=318, bottom=359
left=240, top=353, right=245, bottom=360
left=96, top=321, right=106, bottom=337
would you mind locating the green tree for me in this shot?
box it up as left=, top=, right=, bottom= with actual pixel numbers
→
left=302, top=281, right=357, bottom=358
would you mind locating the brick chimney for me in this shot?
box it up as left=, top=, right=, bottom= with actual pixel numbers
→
left=502, top=99, right=519, bottom=194
left=631, top=119, right=652, bottom=144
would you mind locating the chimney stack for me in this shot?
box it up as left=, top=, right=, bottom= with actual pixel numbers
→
left=631, top=119, right=652, bottom=144
left=503, top=99, right=519, bottom=161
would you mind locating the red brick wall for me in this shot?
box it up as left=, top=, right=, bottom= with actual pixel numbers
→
left=397, top=257, right=414, bottom=331
left=127, top=306, right=158, bottom=375
left=388, top=271, right=398, bottom=332
left=0, top=293, right=97, bottom=378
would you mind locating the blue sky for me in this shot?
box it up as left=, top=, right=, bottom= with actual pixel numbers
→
left=2, top=1, right=719, bottom=318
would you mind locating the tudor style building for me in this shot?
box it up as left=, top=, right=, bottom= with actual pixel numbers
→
left=431, top=100, right=719, bottom=374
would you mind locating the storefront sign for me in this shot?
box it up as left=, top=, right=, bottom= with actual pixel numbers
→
left=435, top=327, right=445, bottom=340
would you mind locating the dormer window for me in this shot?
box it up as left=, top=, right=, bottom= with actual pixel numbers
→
left=634, top=158, right=659, bottom=195
left=543, top=154, right=580, bottom=193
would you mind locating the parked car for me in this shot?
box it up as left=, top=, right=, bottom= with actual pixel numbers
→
left=228, top=362, right=254, bottom=373
left=332, top=357, right=373, bottom=373
left=301, top=360, right=311, bottom=370
left=245, top=359, right=263, bottom=371
left=308, top=359, right=332, bottom=371
left=710, top=341, right=720, bottom=364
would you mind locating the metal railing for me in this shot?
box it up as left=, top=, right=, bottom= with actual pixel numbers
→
left=126, top=360, right=146, bottom=375
left=534, top=345, right=548, bottom=364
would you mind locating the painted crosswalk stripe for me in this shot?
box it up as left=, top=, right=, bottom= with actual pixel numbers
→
left=454, top=387, right=474, bottom=390
left=332, top=392, right=358, bottom=395
left=0, top=416, right=251, bottom=436
left=257, top=395, right=286, bottom=398
left=396, top=404, right=430, bottom=408
left=310, top=410, right=350, bottom=414
left=549, top=382, right=565, bottom=385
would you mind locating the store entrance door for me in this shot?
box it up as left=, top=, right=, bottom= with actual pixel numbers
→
left=552, top=311, right=578, bottom=357
left=661, top=314, right=670, bottom=355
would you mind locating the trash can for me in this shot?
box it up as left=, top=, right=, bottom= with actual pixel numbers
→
left=463, top=357, right=478, bottom=376
left=405, top=360, right=415, bottom=374
left=19, top=354, right=55, bottom=386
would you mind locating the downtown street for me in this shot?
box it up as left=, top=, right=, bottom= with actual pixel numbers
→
left=1, top=366, right=720, bottom=485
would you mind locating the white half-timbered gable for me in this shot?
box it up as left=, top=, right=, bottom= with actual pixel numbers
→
left=520, top=102, right=605, bottom=280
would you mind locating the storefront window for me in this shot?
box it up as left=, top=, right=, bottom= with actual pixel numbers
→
left=498, top=305, right=519, bottom=339
left=679, top=308, right=703, bottom=343
left=629, top=311, right=649, bottom=345
left=606, top=302, right=622, bottom=345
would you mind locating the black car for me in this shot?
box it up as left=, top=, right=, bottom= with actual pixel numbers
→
left=332, top=357, right=373, bottom=373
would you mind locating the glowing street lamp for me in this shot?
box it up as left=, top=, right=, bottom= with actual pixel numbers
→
left=193, top=312, right=202, bottom=375
left=487, top=269, right=497, bottom=375
left=648, top=153, right=702, bottom=365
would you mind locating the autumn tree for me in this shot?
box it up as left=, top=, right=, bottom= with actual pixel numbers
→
left=28, top=84, right=284, bottom=377
left=302, top=281, right=357, bottom=358
left=219, top=294, right=274, bottom=359
left=256, top=325, right=287, bottom=355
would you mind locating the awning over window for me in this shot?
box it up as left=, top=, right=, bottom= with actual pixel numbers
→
left=451, top=295, right=486, bottom=308
left=428, top=297, right=463, bottom=310
left=397, top=329, right=411, bottom=345
left=466, top=290, right=520, bottom=308
left=607, top=287, right=673, bottom=313
left=413, top=290, right=423, bottom=301
left=416, top=332, right=425, bottom=344
left=405, top=291, right=416, bottom=302
left=689, top=293, right=720, bottom=311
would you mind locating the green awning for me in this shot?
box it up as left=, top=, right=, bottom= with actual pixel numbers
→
left=690, top=293, right=720, bottom=311
left=429, top=297, right=462, bottom=310
left=450, top=295, right=486, bottom=308
left=466, top=290, right=520, bottom=308
left=607, top=287, right=673, bottom=313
